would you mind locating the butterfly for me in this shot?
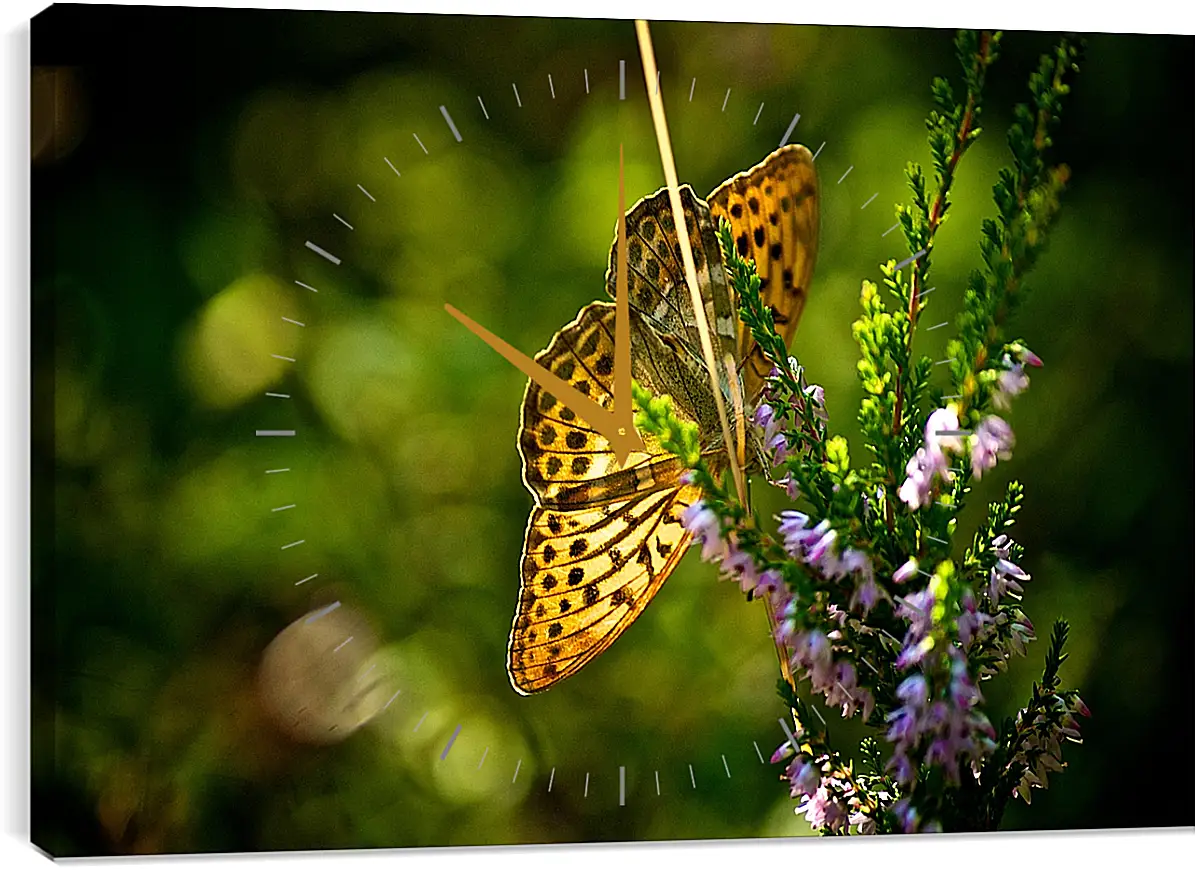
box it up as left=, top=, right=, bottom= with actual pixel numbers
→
left=507, top=144, right=819, bottom=694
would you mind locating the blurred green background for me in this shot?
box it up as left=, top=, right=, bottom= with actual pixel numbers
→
left=30, top=4, right=1193, bottom=855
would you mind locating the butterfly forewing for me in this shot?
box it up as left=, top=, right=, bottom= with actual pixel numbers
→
left=604, top=184, right=738, bottom=369
left=707, top=144, right=819, bottom=399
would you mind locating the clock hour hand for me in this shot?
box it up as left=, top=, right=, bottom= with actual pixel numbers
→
left=445, top=145, right=647, bottom=467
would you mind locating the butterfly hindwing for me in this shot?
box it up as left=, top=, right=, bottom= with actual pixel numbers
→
left=707, top=144, right=819, bottom=399
left=507, top=484, right=700, bottom=694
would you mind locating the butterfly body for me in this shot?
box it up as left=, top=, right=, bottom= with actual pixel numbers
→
left=508, top=145, right=819, bottom=694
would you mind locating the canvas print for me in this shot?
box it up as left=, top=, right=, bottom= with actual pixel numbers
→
left=30, top=3, right=1194, bottom=856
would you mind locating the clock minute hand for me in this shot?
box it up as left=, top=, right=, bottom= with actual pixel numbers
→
left=612, top=142, right=639, bottom=457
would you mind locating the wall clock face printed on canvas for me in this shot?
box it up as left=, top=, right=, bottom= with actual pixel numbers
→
left=250, top=16, right=907, bottom=837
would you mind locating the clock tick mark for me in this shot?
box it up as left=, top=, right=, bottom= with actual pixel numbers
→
left=332, top=636, right=354, bottom=653
left=294, top=573, right=317, bottom=585
left=439, top=106, right=463, bottom=142
left=883, top=221, right=901, bottom=237
left=778, top=717, right=803, bottom=757
left=721, top=87, right=731, bottom=112
left=256, top=429, right=295, bottom=436
left=265, top=392, right=290, bottom=399
left=270, top=354, right=295, bottom=363
left=333, top=213, right=354, bottom=230
left=896, top=249, right=928, bottom=270
left=927, top=321, right=949, bottom=331
left=413, top=133, right=429, bottom=155
left=512, top=759, right=522, bottom=783
left=812, top=141, right=826, bottom=161
left=271, top=504, right=296, bottom=512
left=584, top=68, right=589, bottom=94
left=280, top=539, right=305, bottom=550
left=306, top=601, right=340, bottom=624
left=477, top=746, right=489, bottom=770
left=689, top=764, right=696, bottom=788
left=356, top=184, right=376, bottom=202
left=619, top=60, right=625, bottom=100
left=753, top=102, right=764, bottom=125
left=861, top=192, right=878, bottom=209
left=778, top=111, right=800, bottom=146
left=476, top=95, right=489, bottom=120
left=512, top=82, right=522, bottom=107
left=753, top=741, right=765, bottom=764
left=294, top=280, right=319, bottom=293
left=688, top=77, right=695, bottom=101
left=413, top=711, right=428, bottom=732
left=619, top=766, right=626, bottom=805
left=305, top=241, right=341, bottom=265
left=281, top=317, right=305, bottom=327
left=384, top=156, right=401, bottom=177
left=837, top=165, right=854, bottom=184
left=266, top=467, right=291, bottom=474
left=548, top=74, right=555, bottom=99
left=440, top=724, right=462, bottom=760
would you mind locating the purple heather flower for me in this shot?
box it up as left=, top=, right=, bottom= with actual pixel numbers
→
left=971, top=415, right=1015, bottom=479
left=926, top=406, right=965, bottom=455
left=805, top=523, right=838, bottom=567
left=849, top=810, right=877, bottom=835
left=681, top=500, right=724, bottom=562
left=896, top=588, right=936, bottom=638
left=900, top=406, right=970, bottom=510
left=798, top=786, right=849, bottom=833
left=896, top=674, right=929, bottom=709
left=993, top=346, right=1042, bottom=411
left=893, top=557, right=919, bottom=584
left=756, top=568, right=782, bottom=596
left=899, top=444, right=954, bottom=510
left=988, top=550, right=1031, bottom=605
left=994, top=365, right=1029, bottom=410
left=786, top=759, right=821, bottom=799
left=895, top=635, right=935, bottom=670
left=956, top=588, right=994, bottom=647
left=777, top=511, right=812, bottom=554
left=753, top=401, right=791, bottom=466
left=720, top=547, right=760, bottom=593
left=849, top=573, right=885, bottom=615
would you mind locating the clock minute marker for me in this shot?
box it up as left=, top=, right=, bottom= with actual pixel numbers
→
left=439, top=105, right=463, bottom=142
left=778, top=111, right=800, bottom=146
left=305, top=240, right=341, bottom=264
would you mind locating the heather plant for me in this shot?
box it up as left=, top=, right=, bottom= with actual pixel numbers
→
left=633, top=29, right=1087, bottom=833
